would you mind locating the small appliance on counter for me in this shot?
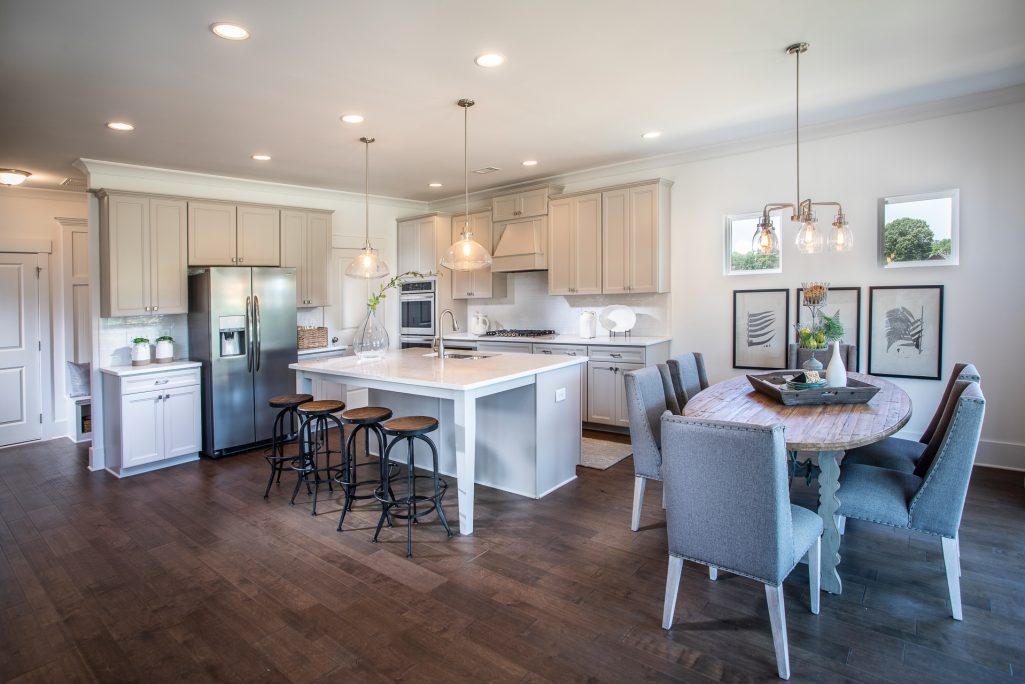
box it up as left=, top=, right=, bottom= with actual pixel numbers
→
left=469, top=312, right=490, bottom=336
left=578, top=311, right=597, bottom=339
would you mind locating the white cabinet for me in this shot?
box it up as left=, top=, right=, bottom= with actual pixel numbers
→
left=281, top=210, right=332, bottom=307
left=493, top=187, right=549, bottom=222
left=476, top=340, right=534, bottom=354
left=534, top=344, right=588, bottom=421
left=451, top=211, right=495, bottom=299
left=587, top=360, right=642, bottom=427
left=188, top=201, right=282, bottom=267
left=397, top=215, right=440, bottom=274
left=100, top=192, right=188, bottom=317
left=102, top=364, right=202, bottom=477
left=548, top=192, right=602, bottom=295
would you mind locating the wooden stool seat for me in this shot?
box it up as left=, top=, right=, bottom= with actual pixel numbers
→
left=382, top=416, right=438, bottom=436
left=297, top=400, right=345, bottom=415
left=269, top=393, right=314, bottom=408
left=341, top=406, right=393, bottom=425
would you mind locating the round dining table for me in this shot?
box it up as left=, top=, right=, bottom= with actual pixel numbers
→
left=683, top=372, right=912, bottom=595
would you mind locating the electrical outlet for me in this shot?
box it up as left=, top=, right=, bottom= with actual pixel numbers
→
left=555, top=387, right=566, bottom=402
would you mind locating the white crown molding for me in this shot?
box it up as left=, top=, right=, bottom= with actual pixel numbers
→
left=75, top=159, right=428, bottom=212
left=0, top=185, right=89, bottom=202
left=54, top=216, right=88, bottom=227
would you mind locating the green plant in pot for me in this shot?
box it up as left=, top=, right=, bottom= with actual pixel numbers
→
left=131, top=337, right=151, bottom=366
left=354, top=270, right=437, bottom=359
left=155, top=335, right=174, bottom=363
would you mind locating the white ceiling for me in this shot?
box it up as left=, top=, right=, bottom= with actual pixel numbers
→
left=2, top=0, right=1024, bottom=200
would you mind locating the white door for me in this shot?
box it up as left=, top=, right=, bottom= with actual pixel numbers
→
left=0, top=254, right=42, bottom=446
left=163, top=385, right=201, bottom=458
left=121, top=390, right=163, bottom=467
left=586, top=362, right=617, bottom=425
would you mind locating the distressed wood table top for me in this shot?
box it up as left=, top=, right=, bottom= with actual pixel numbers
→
left=683, top=372, right=912, bottom=452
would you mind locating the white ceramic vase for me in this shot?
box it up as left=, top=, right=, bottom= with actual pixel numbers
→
left=131, top=341, right=151, bottom=366
left=826, top=340, right=847, bottom=387
left=155, top=339, right=174, bottom=363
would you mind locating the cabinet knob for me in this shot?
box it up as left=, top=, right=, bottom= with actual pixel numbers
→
left=144, top=306, right=150, bottom=312
left=238, top=258, right=243, bottom=263
left=153, top=306, right=158, bottom=311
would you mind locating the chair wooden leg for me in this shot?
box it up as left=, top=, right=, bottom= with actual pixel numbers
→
left=662, top=555, right=684, bottom=629
left=836, top=515, right=846, bottom=536
left=708, top=566, right=718, bottom=581
left=764, top=583, right=791, bottom=680
left=807, top=536, right=821, bottom=615
left=956, top=532, right=961, bottom=577
left=942, top=536, right=963, bottom=621
left=661, top=483, right=666, bottom=509
left=631, top=476, right=646, bottom=531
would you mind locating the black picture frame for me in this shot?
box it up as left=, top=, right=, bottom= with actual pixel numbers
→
left=733, top=288, right=790, bottom=370
left=795, top=286, right=862, bottom=371
left=868, top=285, right=944, bottom=380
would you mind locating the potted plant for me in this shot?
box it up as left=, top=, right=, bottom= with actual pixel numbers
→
left=354, top=270, right=436, bottom=359
left=131, top=337, right=151, bottom=366
left=155, top=335, right=174, bottom=363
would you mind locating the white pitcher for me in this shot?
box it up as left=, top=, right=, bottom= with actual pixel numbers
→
left=469, top=312, right=490, bottom=336
left=579, top=311, right=597, bottom=339
left=826, top=340, right=847, bottom=387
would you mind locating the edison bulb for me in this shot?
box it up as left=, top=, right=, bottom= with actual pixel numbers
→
left=463, top=241, right=471, bottom=256
left=829, top=218, right=854, bottom=252
left=795, top=220, right=823, bottom=254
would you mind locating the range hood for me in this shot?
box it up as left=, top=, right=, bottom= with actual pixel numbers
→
left=491, top=219, right=547, bottom=272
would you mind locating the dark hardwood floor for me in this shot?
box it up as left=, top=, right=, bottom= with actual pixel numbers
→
left=1, top=434, right=1024, bottom=683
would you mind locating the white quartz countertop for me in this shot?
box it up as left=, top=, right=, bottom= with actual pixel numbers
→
left=298, top=344, right=348, bottom=357
left=99, top=360, right=201, bottom=377
left=444, top=332, right=671, bottom=347
left=291, top=348, right=586, bottom=391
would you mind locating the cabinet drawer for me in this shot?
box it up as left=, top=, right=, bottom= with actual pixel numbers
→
left=533, top=344, right=587, bottom=357
left=121, top=368, right=201, bottom=395
left=587, top=346, right=645, bottom=364
left=476, top=341, right=534, bottom=354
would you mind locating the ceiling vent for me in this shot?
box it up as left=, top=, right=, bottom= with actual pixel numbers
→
left=60, top=177, right=87, bottom=190
left=472, top=166, right=501, bottom=174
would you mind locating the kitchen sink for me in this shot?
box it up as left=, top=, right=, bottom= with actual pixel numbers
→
left=423, top=352, right=494, bottom=360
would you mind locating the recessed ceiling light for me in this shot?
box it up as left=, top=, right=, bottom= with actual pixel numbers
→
left=340, top=114, right=364, bottom=124
left=521, top=160, right=538, bottom=167
left=641, top=131, right=662, bottom=139
left=0, top=169, right=31, bottom=186
left=428, top=183, right=443, bottom=188
left=251, top=154, right=271, bottom=161
left=107, top=121, right=135, bottom=131
left=475, top=53, right=505, bottom=68
left=211, top=23, right=250, bottom=40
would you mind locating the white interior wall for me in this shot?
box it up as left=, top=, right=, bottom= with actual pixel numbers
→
left=0, top=188, right=89, bottom=441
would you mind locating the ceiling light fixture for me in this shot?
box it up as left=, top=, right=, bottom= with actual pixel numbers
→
left=440, top=99, right=492, bottom=271
left=755, top=43, right=852, bottom=256
left=251, top=154, right=271, bottom=161
left=641, top=131, right=661, bottom=139
left=211, top=23, right=250, bottom=40
left=521, top=160, right=538, bottom=167
left=107, top=121, right=135, bottom=131
left=474, top=53, right=505, bottom=68
left=340, top=114, right=364, bottom=124
left=428, top=182, right=443, bottom=188
left=345, top=137, right=390, bottom=279
left=0, top=169, right=31, bottom=186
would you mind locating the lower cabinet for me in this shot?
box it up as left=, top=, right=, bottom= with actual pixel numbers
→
left=534, top=344, right=588, bottom=421
left=587, top=361, right=642, bottom=427
left=102, top=364, right=202, bottom=477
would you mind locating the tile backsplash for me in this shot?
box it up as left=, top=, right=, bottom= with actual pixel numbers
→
left=98, top=314, right=190, bottom=367
left=469, top=271, right=670, bottom=336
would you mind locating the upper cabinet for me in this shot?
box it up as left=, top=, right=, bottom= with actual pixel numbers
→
left=281, top=210, right=332, bottom=307
left=451, top=211, right=496, bottom=299
left=397, top=214, right=441, bottom=274
left=188, top=201, right=280, bottom=266
left=548, top=179, right=671, bottom=295
left=100, top=192, right=188, bottom=317
left=493, top=187, right=549, bottom=222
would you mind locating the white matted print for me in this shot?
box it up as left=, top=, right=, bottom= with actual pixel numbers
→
left=796, top=286, right=861, bottom=348
left=868, top=286, right=944, bottom=380
left=733, top=289, right=789, bottom=370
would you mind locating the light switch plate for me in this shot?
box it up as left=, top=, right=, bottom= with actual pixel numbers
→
left=555, top=387, right=566, bottom=402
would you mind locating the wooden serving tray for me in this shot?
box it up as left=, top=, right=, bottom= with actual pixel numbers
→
left=746, top=371, right=881, bottom=406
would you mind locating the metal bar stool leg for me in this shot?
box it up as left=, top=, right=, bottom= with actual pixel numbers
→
left=373, top=438, right=400, bottom=543
left=265, top=408, right=287, bottom=498
left=427, top=436, right=453, bottom=537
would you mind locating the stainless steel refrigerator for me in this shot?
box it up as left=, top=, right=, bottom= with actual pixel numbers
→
left=188, top=267, right=297, bottom=457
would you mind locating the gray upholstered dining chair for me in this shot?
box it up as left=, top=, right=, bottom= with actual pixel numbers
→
left=837, top=380, right=985, bottom=621
left=787, top=342, right=857, bottom=371
left=660, top=415, right=822, bottom=680
left=624, top=366, right=668, bottom=532
left=660, top=352, right=709, bottom=413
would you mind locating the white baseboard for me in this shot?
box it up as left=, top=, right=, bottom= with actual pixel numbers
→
left=975, top=439, right=1025, bottom=472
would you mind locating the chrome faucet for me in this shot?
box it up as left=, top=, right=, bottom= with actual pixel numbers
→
left=435, top=309, right=459, bottom=357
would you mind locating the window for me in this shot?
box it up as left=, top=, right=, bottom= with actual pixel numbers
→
left=724, top=213, right=782, bottom=276
left=878, top=189, right=959, bottom=268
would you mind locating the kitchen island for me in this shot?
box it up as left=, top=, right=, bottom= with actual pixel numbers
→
left=290, top=348, right=586, bottom=534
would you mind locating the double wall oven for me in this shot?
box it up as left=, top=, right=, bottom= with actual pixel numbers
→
left=399, top=280, right=436, bottom=349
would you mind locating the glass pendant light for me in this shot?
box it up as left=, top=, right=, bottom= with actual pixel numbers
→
left=752, top=215, right=779, bottom=255
left=795, top=214, right=824, bottom=254
left=828, top=212, right=854, bottom=251
left=440, top=98, right=492, bottom=271
left=345, top=137, right=390, bottom=279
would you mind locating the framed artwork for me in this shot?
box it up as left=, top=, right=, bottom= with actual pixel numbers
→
left=724, top=212, right=782, bottom=276
left=796, top=286, right=861, bottom=368
left=733, top=289, right=789, bottom=370
left=868, top=285, right=944, bottom=380
left=878, top=189, right=959, bottom=268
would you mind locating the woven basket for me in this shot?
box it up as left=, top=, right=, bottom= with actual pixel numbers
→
left=297, top=326, right=328, bottom=350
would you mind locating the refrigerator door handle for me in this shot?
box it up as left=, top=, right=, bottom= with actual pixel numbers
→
left=245, top=295, right=253, bottom=373
left=254, top=295, right=262, bottom=372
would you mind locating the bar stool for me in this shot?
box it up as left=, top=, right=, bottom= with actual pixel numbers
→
left=290, top=399, right=345, bottom=516
left=373, top=416, right=453, bottom=558
left=264, top=393, right=313, bottom=498
left=335, top=406, right=397, bottom=532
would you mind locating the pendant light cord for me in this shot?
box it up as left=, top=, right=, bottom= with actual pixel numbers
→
left=364, top=139, right=370, bottom=250
left=464, top=103, right=470, bottom=238
left=795, top=47, right=801, bottom=211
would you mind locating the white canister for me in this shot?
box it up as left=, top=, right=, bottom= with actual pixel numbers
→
left=155, top=337, right=174, bottom=363
left=579, top=311, right=598, bottom=339
left=131, top=339, right=152, bottom=366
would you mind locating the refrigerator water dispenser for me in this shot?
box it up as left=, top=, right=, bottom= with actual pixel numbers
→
left=219, top=315, right=247, bottom=357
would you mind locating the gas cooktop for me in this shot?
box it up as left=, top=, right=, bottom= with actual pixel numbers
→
left=483, top=329, right=557, bottom=338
